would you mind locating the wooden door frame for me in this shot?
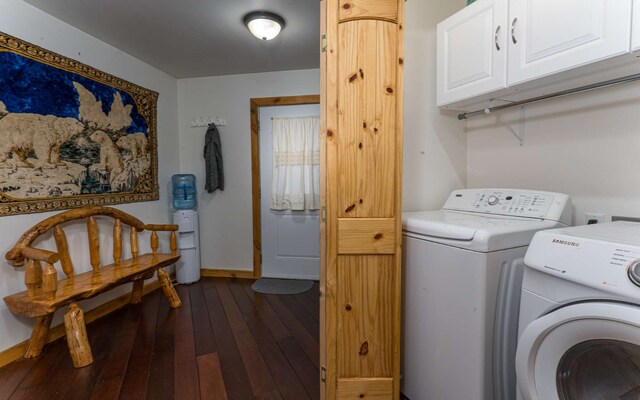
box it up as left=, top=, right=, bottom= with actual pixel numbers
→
left=250, top=95, right=321, bottom=279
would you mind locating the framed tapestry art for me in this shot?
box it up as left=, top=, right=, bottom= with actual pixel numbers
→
left=0, top=32, right=159, bottom=216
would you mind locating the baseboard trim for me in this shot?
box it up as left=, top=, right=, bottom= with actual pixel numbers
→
left=0, top=278, right=163, bottom=369
left=200, top=269, right=256, bottom=279
left=261, top=273, right=320, bottom=281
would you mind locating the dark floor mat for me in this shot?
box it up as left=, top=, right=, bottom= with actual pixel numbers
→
left=251, top=278, right=314, bottom=295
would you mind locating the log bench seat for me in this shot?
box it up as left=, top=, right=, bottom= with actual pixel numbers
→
left=4, top=206, right=182, bottom=368
left=4, top=253, right=179, bottom=318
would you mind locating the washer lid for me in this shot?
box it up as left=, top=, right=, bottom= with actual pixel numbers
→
left=402, top=210, right=562, bottom=252
left=402, top=210, right=477, bottom=240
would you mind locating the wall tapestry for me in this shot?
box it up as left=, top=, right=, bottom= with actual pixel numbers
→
left=0, top=32, right=159, bottom=216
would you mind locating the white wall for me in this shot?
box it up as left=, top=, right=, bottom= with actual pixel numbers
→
left=177, top=70, right=319, bottom=271
left=0, top=0, right=179, bottom=353
left=402, top=0, right=468, bottom=212
left=467, top=81, right=640, bottom=225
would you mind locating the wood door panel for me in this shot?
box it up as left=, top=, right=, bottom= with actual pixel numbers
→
left=322, top=0, right=403, bottom=398
left=338, top=20, right=397, bottom=219
left=336, top=255, right=395, bottom=377
left=373, top=21, right=398, bottom=217
left=337, top=218, right=395, bottom=254
left=336, top=378, right=393, bottom=399
left=339, top=0, right=398, bottom=23
left=337, top=20, right=364, bottom=220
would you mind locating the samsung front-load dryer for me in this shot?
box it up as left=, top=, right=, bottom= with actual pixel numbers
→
left=516, top=222, right=640, bottom=400
left=401, top=189, right=571, bottom=400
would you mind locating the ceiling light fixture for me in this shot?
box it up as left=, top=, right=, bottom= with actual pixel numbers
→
left=243, top=11, right=285, bottom=41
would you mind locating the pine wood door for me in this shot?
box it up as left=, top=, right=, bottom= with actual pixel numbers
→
left=320, top=0, right=404, bottom=398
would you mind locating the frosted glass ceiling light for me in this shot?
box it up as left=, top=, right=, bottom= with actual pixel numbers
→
left=243, top=11, right=285, bottom=41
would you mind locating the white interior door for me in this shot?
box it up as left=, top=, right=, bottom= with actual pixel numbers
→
left=259, top=104, right=320, bottom=280
left=437, top=0, right=508, bottom=106
left=508, top=0, right=632, bottom=86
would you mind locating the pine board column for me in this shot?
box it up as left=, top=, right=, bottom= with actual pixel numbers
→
left=320, top=0, right=404, bottom=399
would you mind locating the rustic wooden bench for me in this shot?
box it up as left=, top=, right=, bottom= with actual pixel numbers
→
left=4, top=206, right=182, bottom=368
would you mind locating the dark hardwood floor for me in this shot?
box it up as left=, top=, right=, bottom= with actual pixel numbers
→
left=0, top=277, right=320, bottom=400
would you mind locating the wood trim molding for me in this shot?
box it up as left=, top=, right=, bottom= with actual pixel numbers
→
left=251, top=95, right=320, bottom=107
left=200, top=269, right=256, bottom=280
left=393, top=2, right=406, bottom=396
left=0, top=278, right=164, bottom=368
left=249, top=94, right=320, bottom=280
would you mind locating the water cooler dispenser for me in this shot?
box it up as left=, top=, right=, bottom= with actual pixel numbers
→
left=171, top=174, right=200, bottom=284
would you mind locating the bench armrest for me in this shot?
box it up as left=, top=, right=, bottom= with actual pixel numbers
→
left=22, top=247, right=60, bottom=264
left=144, top=224, right=178, bottom=232
left=143, top=224, right=179, bottom=257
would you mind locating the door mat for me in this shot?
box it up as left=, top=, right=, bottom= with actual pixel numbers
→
left=251, top=278, right=314, bottom=295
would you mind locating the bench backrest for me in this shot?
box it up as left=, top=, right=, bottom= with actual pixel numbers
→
left=5, top=206, right=177, bottom=299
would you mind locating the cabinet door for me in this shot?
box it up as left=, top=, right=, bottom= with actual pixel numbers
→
left=633, top=0, right=640, bottom=52
left=437, top=0, right=508, bottom=107
left=508, top=0, right=632, bottom=85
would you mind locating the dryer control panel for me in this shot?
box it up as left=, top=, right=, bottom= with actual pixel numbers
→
left=443, top=189, right=572, bottom=224
left=525, top=222, right=640, bottom=299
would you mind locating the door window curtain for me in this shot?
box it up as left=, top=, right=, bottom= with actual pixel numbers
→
left=271, top=116, right=320, bottom=211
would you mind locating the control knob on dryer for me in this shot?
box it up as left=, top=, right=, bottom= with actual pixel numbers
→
left=487, top=196, right=499, bottom=206
left=628, top=261, right=640, bottom=287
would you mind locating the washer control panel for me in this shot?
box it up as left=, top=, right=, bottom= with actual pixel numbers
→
left=443, top=189, right=571, bottom=223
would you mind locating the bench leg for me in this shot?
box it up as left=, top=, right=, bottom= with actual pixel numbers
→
left=64, top=302, right=93, bottom=368
left=130, top=279, right=144, bottom=304
left=157, top=269, right=182, bottom=308
left=24, top=314, right=54, bottom=358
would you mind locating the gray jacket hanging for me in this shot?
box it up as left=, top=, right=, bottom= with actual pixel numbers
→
left=204, top=123, right=224, bottom=192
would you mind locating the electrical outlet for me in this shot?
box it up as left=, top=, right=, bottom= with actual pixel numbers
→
left=585, top=212, right=605, bottom=225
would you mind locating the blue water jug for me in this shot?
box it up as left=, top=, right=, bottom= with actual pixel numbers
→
left=172, top=174, right=197, bottom=210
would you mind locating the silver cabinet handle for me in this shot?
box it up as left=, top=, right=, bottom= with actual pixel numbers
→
left=495, top=25, right=501, bottom=51
left=511, top=17, right=518, bottom=44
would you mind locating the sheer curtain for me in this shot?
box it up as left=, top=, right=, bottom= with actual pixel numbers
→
left=271, top=116, right=320, bottom=211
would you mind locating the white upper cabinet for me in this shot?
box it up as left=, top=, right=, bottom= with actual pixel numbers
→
left=633, top=0, right=640, bottom=52
left=508, top=0, right=632, bottom=85
left=437, top=0, right=508, bottom=107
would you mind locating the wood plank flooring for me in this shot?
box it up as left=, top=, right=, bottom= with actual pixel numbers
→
left=0, top=278, right=320, bottom=400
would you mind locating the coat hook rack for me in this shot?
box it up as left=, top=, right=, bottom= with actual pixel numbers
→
left=189, top=116, right=227, bottom=128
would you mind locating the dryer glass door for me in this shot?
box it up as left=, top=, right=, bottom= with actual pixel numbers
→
left=516, top=302, right=640, bottom=400
left=557, top=339, right=640, bottom=399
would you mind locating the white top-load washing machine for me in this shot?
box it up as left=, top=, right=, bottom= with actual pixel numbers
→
left=516, top=221, right=640, bottom=400
left=402, top=189, right=571, bottom=400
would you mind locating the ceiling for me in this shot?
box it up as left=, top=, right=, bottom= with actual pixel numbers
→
left=23, top=0, right=320, bottom=79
